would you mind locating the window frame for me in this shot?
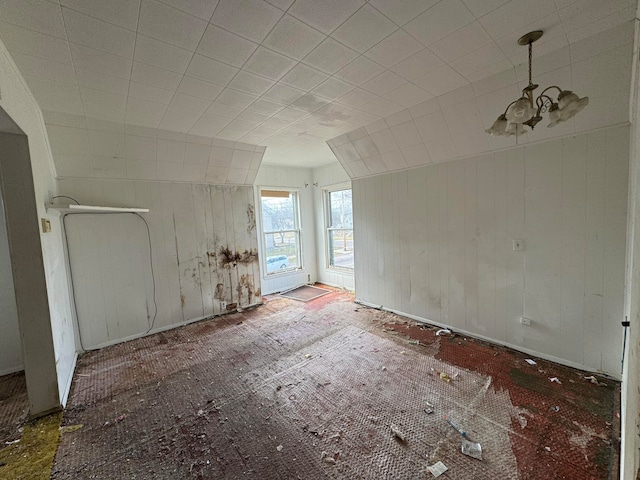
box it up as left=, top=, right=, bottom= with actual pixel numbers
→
left=258, top=187, right=303, bottom=277
left=323, top=184, right=354, bottom=272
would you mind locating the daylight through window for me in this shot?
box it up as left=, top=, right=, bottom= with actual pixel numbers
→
left=260, top=189, right=301, bottom=275
left=326, top=187, right=354, bottom=269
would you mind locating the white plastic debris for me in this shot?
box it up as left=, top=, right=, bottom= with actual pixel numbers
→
left=524, top=359, right=537, bottom=365
left=549, top=377, right=562, bottom=384
left=461, top=438, right=483, bottom=460
left=427, top=461, right=448, bottom=477
left=436, top=329, right=452, bottom=336
left=390, top=424, right=406, bottom=443
left=584, top=375, right=606, bottom=386
left=276, top=445, right=283, bottom=451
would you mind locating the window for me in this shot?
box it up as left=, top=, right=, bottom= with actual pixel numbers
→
left=260, top=189, right=301, bottom=275
left=325, top=187, right=353, bottom=269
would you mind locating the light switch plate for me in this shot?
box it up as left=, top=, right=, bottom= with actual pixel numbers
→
left=41, top=218, right=51, bottom=233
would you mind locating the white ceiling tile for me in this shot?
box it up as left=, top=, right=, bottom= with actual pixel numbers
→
left=83, top=101, right=126, bottom=122
left=231, top=149, right=253, bottom=169
left=401, top=143, right=430, bottom=166
left=264, top=14, right=326, bottom=60
left=211, top=0, right=283, bottom=43
left=88, top=130, right=125, bottom=157
left=368, top=0, right=438, bottom=26
left=182, top=163, right=207, bottom=182
left=363, top=155, right=388, bottom=174
left=479, top=0, right=556, bottom=39
left=291, top=94, right=330, bottom=112
left=227, top=70, right=275, bottom=96
left=128, top=81, right=175, bottom=104
left=47, top=124, right=90, bottom=155
left=424, top=136, right=457, bottom=162
left=184, top=142, right=211, bottom=164
left=196, top=24, right=258, bottom=68
left=334, top=56, right=385, bottom=86
left=44, top=110, right=87, bottom=129
left=392, top=48, right=444, bottom=81
left=236, top=110, right=268, bottom=124
left=189, top=114, right=231, bottom=136
left=559, top=0, right=633, bottom=36
left=168, top=92, right=211, bottom=115
left=302, top=37, right=359, bottom=74
left=76, top=67, right=129, bottom=95
left=414, top=110, right=449, bottom=142
left=312, top=77, right=353, bottom=101
left=390, top=120, right=422, bottom=148
left=0, top=0, right=66, bottom=38
left=384, top=109, right=411, bottom=127
left=361, top=97, right=403, bottom=117
left=186, top=54, right=239, bottom=86
left=362, top=70, right=405, bottom=96
left=70, top=43, right=132, bottom=80
left=132, top=61, right=182, bottom=89
left=452, top=130, right=490, bottom=157
left=262, top=83, right=306, bottom=104
left=60, top=0, right=141, bottom=29
left=565, top=5, right=635, bottom=44
left=158, top=0, right=218, bottom=20
left=56, top=154, right=94, bottom=177
left=206, top=166, right=230, bottom=183
left=12, top=53, right=76, bottom=84
left=364, top=29, right=423, bottom=68
left=178, top=76, right=224, bottom=100
left=226, top=168, right=249, bottom=184
left=569, top=21, right=634, bottom=63
left=205, top=102, right=243, bottom=117
left=157, top=138, right=185, bottom=163
left=337, top=88, right=378, bottom=108
left=92, top=156, right=127, bottom=178
left=24, top=75, right=84, bottom=115
left=157, top=129, right=186, bottom=141
left=187, top=133, right=213, bottom=145
left=80, top=86, right=127, bottom=110
left=288, top=0, right=364, bottom=34
left=134, top=34, right=193, bottom=73
left=280, top=63, right=329, bottom=91
left=127, top=159, right=157, bottom=180
left=380, top=150, right=407, bottom=171
left=461, top=0, right=509, bottom=18
left=156, top=161, right=184, bottom=180
left=265, top=0, right=295, bottom=10
left=138, top=0, right=207, bottom=50
left=404, top=0, right=475, bottom=46
left=414, top=65, right=469, bottom=97
left=216, top=88, right=259, bottom=108
left=246, top=98, right=286, bottom=115
left=470, top=66, right=518, bottom=97
left=126, top=96, right=168, bottom=116
left=125, top=134, right=157, bottom=160
left=271, top=106, right=309, bottom=122
left=449, top=42, right=507, bottom=79
left=158, top=109, right=201, bottom=132
left=209, top=146, right=234, bottom=167
left=383, top=82, right=432, bottom=107
left=353, top=136, right=379, bottom=158
left=429, top=22, right=493, bottom=63
left=63, top=7, right=136, bottom=58
left=331, top=4, right=397, bottom=54
left=244, top=47, right=297, bottom=80
left=370, top=128, right=402, bottom=154
left=0, top=22, right=72, bottom=63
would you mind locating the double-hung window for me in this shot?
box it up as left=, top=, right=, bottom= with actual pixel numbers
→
left=260, top=189, right=301, bottom=275
left=325, top=187, right=354, bottom=269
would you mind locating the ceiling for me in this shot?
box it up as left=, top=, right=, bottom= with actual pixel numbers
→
left=0, top=0, right=636, bottom=180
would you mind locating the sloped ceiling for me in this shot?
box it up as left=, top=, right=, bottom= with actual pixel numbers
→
left=0, top=0, right=636, bottom=183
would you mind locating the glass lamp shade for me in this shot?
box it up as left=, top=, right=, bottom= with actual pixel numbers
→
left=505, top=97, right=534, bottom=124
left=506, top=122, right=526, bottom=136
left=485, top=114, right=508, bottom=136
left=547, top=104, right=561, bottom=128
left=557, top=90, right=589, bottom=122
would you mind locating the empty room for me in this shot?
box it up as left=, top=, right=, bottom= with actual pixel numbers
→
left=0, top=0, right=639, bottom=478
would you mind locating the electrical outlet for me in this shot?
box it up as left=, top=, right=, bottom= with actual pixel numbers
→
left=41, top=218, right=51, bottom=233
left=220, top=301, right=227, bottom=310
left=520, top=316, right=531, bottom=326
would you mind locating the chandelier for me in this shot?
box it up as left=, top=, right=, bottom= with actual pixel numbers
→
left=486, top=30, right=589, bottom=137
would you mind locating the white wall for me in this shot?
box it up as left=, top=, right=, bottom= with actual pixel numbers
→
left=0, top=37, right=75, bottom=412
left=0, top=192, right=21, bottom=374
left=353, top=125, right=629, bottom=377
left=312, top=162, right=354, bottom=290
left=57, top=178, right=259, bottom=347
left=254, top=165, right=317, bottom=295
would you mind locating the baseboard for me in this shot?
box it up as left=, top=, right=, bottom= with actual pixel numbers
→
left=354, top=298, right=622, bottom=381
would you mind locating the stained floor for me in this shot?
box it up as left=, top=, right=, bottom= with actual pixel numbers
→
left=0, top=371, right=28, bottom=444
left=50, top=290, right=618, bottom=479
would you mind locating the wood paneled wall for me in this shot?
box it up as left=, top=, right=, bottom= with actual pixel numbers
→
left=353, top=126, right=629, bottom=377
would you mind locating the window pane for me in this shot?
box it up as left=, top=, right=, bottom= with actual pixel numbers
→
left=329, top=189, right=352, bottom=228
left=328, top=229, right=354, bottom=268
left=261, top=192, right=297, bottom=232
left=264, top=232, right=299, bottom=272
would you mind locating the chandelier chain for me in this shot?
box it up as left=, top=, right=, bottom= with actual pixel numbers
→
left=528, top=41, right=533, bottom=86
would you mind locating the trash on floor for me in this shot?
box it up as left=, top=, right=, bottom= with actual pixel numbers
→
left=439, top=372, right=452, bottom=382
left=550, top=406, right=560, bottom=413
left=427, top=460, right=448, bottom=477
left=276, top=445, right=283, bottom=451
left=390, top=424, right=407, bottom=443
left=435, top=329, right=452, bottom=337
left=524, top=359, right=537, bottom=365
left=549, top=377, right=562, bottom=384
left=461, top=437, right=483, bottom=460
left=584, top=375, right=606, bottom=386
left=424, top=402, right=435, bottom=414
left=59, top=424, right=83, bottom=434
